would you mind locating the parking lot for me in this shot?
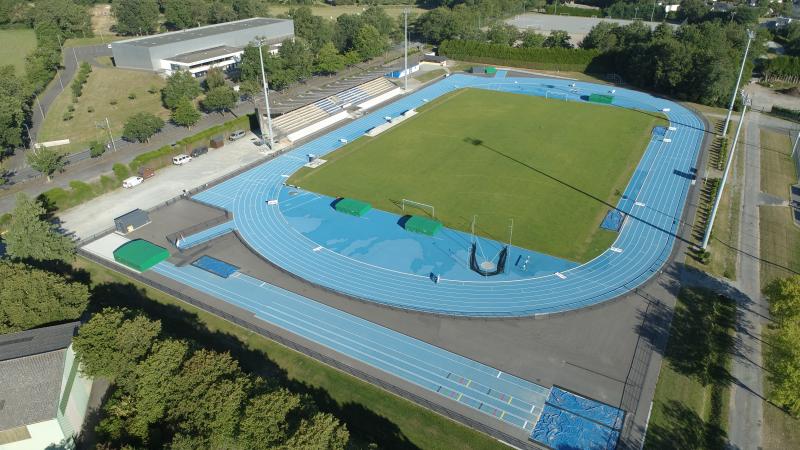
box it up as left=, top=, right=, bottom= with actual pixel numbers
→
left=58, top=132, right=273, bottom=240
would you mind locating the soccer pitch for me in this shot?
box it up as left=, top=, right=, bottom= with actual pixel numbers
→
left=288, top=88, right=666, bottom=262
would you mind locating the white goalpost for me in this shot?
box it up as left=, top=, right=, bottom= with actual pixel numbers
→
left=401, top=199, right=435, bottom=217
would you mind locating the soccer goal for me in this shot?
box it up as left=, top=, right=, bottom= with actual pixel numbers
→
left=545, top=90, right=568, bottom=101
left=401, top=199, right=435, bottom=217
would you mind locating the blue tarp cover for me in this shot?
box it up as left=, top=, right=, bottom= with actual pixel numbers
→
left=600, top=210, right=624, bottom=231
left=548, top=387, right=625, bottom=430
left=531, top=405, right=620, bottom=450
left=192, top=255, right=239, bottom=278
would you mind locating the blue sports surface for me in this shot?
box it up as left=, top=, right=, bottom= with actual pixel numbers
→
left=191, top=255, right=239, bottom=278
left=188, top=74, right=704, bottom=317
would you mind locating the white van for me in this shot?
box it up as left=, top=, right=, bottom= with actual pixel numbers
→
left=172, top=154, right=192, bottom=165
left=122, top=176, right=144, bottom=188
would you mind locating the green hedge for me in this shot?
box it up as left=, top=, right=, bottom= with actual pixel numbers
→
left=762, top=56, right=800, bottom=79
left=544, top=5, right=599, bottom=17
left=438, top=40, right=603, bottom=72
left=129, top=114, right=251, bottom=172
left=771, top=106, right=800, bottom=122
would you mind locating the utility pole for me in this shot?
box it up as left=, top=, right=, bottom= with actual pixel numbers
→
left=722, top=30, right=754, bottom=137
left=650, top=1, right=656, bottom=22
left=702, top=92, right=750, bottom=250
left=105, top=117, right=118, bottom=152
left=257, top=42, right=275, bottom=150
left=404, top=8, right=409, bottom=91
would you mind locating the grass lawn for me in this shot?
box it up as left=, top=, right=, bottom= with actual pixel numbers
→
left=0, top=28, right=37, bottom=76
left=289, top=88, right=665, bottom=262
left=643, top=287, right=735, bottom=450
left=38, top=67, right=169, bottom=154
left=74, top=256, right=506, bottom=450
left=759, top=129, right=800, bottom=287
left=414, top=68, right=446, bottom=83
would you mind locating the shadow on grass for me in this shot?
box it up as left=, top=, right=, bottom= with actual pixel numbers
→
left=87, top=281, right=417, bottom=449
left=643, top=400, right=727, bottom=450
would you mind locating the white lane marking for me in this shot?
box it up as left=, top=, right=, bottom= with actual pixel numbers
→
left=313, top=246, right=324, bottom=252
left=610, top=247, right=623, bottom=253
left=555, top=272, right=567, bottom=279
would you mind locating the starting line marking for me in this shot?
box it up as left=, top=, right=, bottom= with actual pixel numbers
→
left=610, top=247, right=624, bottom=253
left=313, top=246, right=324, bottom=252
left=555, top=272, right=567, bottom=279
left=634, top=201, right=646, bottom=207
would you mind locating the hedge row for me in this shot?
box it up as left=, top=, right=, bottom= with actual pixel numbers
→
left=761, top=56, right=800, bottom=79
left=544, top=5, right=599, bottom=17
left=771, top=106, right=800, bottom=122
left=39, top=114, right=253, bottom=213
left=438, top=40, right=603, bottom=72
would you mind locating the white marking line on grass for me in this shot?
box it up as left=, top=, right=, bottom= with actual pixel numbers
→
left=555, top=272, right=567, bottom=279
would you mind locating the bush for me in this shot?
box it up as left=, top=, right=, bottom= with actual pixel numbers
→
left=109, top=99, right=117, bottom=106
left=63, top=112, right=74, bottom=121
left=40, top=187, right=71, bottom=211
left=112, top=163, right=130, bottom=182
left=128, top=92, right=137, bottom=100
left=89, top=141, right=106, bottom=158
left=87, top=105, right=94, bottom=113
left=0, top=213, right=12, bottom=234
left=98, top=175, right=118, bottom=193
left=148, top=86, right=158, bottom=94
left=67, top=104, right=75, bottom=112
left=771, top=106, right=800, bottom=122
left=68, top=180, right=94, bottom=204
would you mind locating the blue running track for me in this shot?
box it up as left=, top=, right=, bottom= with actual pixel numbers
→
left=189, top=74, right=704, bottom=316
left=153, top=261, right=551, bottom=432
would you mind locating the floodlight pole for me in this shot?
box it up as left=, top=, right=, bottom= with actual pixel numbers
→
left=257, top=42, right=275, bottom=150
left=702, top=92, right=749, bottom=250
left=404, top=9, right=409, bottom=91
left=105, top=117, right=118, bottom=152
left=722, top=30, right=754, bottom=137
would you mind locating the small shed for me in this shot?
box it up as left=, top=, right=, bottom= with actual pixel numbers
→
left=334, top=198, right=372, bottom=217
left=114, top=209, right=151, bottom=234
left=422, top=54, right=448, bottom=66
left=471, top=66, right=485, bottom=74
left=113, top=239, right=169, bottom=271
left=485, top=66, right=497, bottom=74
left=404, top=216, right=443, bottom=236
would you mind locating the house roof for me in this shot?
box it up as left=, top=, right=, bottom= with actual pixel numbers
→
left=115, top=17, right=288, bottom=48
left=0, top=322, right=78, bottom=362
left=114, top=209, right=150, bottom=227
left=166, top=45, right=243, bottom=64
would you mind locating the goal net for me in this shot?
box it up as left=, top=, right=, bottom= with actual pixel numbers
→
left=401, top=199, right=435, bottom=218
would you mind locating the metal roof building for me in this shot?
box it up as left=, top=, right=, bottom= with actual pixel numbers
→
left=111, top=17, right=294, bottom=76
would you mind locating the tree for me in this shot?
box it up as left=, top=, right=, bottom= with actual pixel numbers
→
left=543, top=30, right=573, bottom=49
left=171, top=98, right=201, bottom=128
left=487, top=23, right=519, bottom=46
left=314, top=42, right=345, bottom=75
left=204, top=67, right=225, bottom=91
left=765, top=276, right=800, bottom=323
left=288, top=6, right=334, bottom=51
left=785, top=22, right=800, bottom=57
left=286, top=412, right=349, bottom=450
left=162, top=70, right=202, bottom=109
left=0, top=260, right=88, bottom=333
left=166, top=350, right=252, bottom=448
left=580, top=22, right=619, bottom=51
left=239, top=389, right=302, bottom=447
left=73, top=307, right=161, bottom=382
left=207, top=0, right=236, bottom=24
left=233, top=0, right=271, bottom=19
left=123, top=112, right=165, bottom=143
left=679, top=0, right=709, bottom=23
left=113, top=0, right=159, bottom=36
left=202, top=85, right=237, bottom=114
left=26, top=148, right=65, bottom=182
left=0, top=65, right=29, bottom=153
left=164, top=0, right=209, bottom=30
left=279, top=38, right=314, bottom=80
left=30, top=0, right=91, bottom=39
left=4, top=193, right=75, bottom=261
left=520, top=31, right=545, bottom=48
left=766, top=320, right=800, bottom=416
left=354, top=24, right=387, bottom=60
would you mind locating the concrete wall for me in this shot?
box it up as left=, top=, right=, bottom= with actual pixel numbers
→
left=112, top=20, right=295, bottom=71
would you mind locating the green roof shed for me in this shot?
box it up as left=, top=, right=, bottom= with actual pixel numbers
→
left=334, top=198, right=372, bottom=217
left=404, top=216, right=443, bottom=236
left=113, top=239, right=170, bottom=272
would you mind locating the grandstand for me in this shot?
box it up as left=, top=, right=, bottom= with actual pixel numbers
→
left=268, top=77, right=401, bottom=142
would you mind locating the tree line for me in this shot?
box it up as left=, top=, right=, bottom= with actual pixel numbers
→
left=765, top=276, right=800, bottom=417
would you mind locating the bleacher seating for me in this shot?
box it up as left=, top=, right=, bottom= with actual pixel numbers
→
left=272, top=78, right=398, bottom=138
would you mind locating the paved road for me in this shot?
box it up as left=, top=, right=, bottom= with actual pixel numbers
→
left=727, top=111, right=769, bottom=450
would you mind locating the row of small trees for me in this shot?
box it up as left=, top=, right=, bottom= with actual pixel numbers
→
left=765, top=276, right=800, bottom=416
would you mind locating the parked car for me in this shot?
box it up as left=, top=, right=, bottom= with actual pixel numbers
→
left=190, top=146, right=208, bottom=158
left=122, top=176, right=144, bottom=188
left=229, top=130, right=246, bottom=141
left=172, top=154, right=192, bottom=165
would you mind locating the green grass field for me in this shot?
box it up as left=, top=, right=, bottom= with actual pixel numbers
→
left=289, top=88, right=665, bottom=262
left=0, top=28, right=37, bottom=75
left=39, top=66, right=169, bottom=154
